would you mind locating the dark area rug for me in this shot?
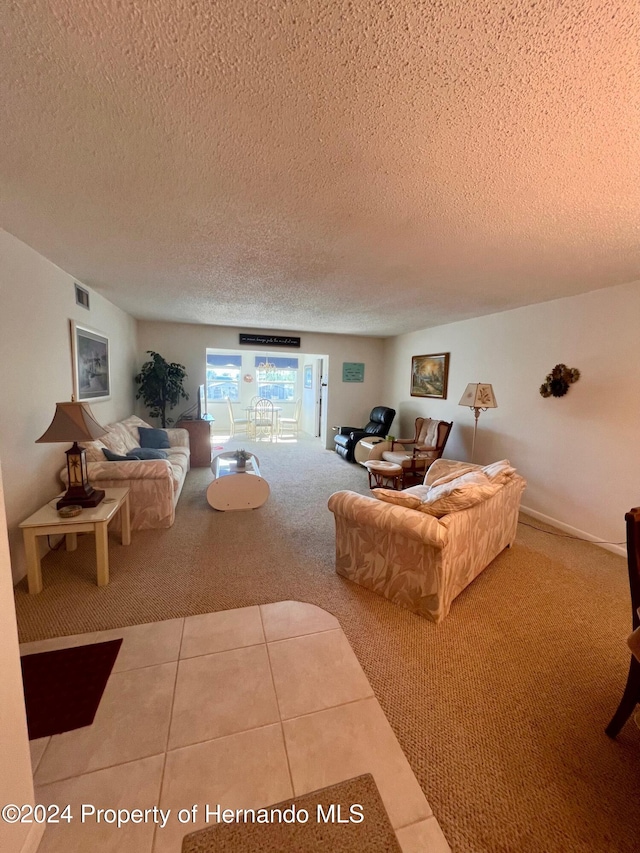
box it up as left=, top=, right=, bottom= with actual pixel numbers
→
left=181, top=774, right=401, bottom=852
left=20, top=638, right=122, bottom=740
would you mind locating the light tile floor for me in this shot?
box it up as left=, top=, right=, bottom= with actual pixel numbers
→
left=21, top=601, right=450, bottom=853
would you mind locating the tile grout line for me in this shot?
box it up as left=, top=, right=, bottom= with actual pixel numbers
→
left=30, top=737, right=51, bottom=777
left=167, top=720, right=286, bottom=756
left=259, top=605, right=296, bottom=799
left=151, top=617, right=186, bottom=853
left=34, top=750, right=169, bottom=789
left=264, top=624, right=342, bottom=643
left=265, top=626, right=342, bottom=649
left=279, top=689, right=375, bottom=724
left=180, top=638, right=266, bottom=660
left=395, top=814, right=439, bottom=831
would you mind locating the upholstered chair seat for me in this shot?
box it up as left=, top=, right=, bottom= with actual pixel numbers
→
left=381, top=417, right=452, bottom=485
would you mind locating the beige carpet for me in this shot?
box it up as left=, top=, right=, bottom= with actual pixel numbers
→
left=14, top=437, right=640, bottom=853
left=181, top=773, right=400, bottom=852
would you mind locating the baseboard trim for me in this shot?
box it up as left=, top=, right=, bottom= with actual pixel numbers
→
left=519, top=505, right=626, bottom=558
left=21, top=821, right=45, bottom=853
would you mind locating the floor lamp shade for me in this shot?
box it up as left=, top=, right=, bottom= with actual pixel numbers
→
left=36, top=402, right=108, bottom=509
left=458, top=383, right=498, bottom=462
left=458, top=383, right=497, bottom=410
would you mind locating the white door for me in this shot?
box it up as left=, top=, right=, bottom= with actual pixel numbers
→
left=315, top=358, right=326, bottom=439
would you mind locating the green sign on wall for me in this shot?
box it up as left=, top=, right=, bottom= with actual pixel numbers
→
left=342, top=362, right=365, bottom=382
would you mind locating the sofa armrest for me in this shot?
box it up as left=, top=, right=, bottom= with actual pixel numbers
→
left=328, top=490, right=447, bottom=548
left=166, top=428, right=189, bottom=448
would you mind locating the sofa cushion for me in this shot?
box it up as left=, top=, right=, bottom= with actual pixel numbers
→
left=102, top=422, right=140, bottom=455
left=81, top=440, right=109, bottom=462
left=119, top=414, right=153, bottom=437
left=103, top=448, right=132, bottom=462
left=138, top=427, right=170, bottom=449
left=126, top=448, right=169, bottom=460
left=419, top=471, right=501, bottom=517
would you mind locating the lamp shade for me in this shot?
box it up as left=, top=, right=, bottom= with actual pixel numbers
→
left=36, top=402, right=107, bottom=443
left=458, top=383, right=497, bottom=409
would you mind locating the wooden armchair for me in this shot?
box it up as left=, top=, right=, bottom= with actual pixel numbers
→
left=381, top=418, right=453, bottom=485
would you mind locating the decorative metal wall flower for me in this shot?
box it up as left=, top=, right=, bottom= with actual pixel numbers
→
left=539, top=364, right=581, bottom=398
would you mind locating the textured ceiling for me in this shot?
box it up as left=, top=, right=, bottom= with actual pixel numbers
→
left=1, top=0, right=639, bottom=336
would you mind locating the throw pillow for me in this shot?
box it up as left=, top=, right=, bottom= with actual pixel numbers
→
left=425, top=459, right=479, bottom=486
left=102, top=448, right=131, bottom=462
left=418, top=471, right=501, bottom=517
left=428, top=464, right=479, bottom=488
left=401, top=484, right=432, bottom=501
left=138, top=427, right=170, bottom=449
left=373, top=489, right=423, bottom=510
left=126, top=448, right=168, bottom=460
left=482, top=459, right=517, bottom=484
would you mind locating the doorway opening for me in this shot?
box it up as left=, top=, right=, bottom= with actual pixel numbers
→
left=204, top=348, right=329, bottom=445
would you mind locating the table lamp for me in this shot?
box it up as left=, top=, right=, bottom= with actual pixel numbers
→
left=458, top=383, right=497, bottom=462
left=36, top=401, right=108, bottom=509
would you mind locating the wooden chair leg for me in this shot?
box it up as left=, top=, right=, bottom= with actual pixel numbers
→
left=605, top=655, right=640, bottom=738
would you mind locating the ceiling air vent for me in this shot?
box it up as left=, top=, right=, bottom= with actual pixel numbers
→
left=75, top=283, right=90, bottom=309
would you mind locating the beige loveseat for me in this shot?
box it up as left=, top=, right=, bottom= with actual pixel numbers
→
left=60, top=415, right=190, bottom=529
left=328, top=458, right=526, bottom=623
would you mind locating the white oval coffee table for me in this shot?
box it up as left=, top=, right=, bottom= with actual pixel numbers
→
left=207, top=452, right=270, bottom=511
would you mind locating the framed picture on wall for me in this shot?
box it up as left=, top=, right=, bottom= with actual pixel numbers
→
left=410, top=352, right=449, bottom=399
left=71, top=321, right=111, bottom=402
left=304, top=365, right=313, bottom=389
left=342, top=362, right=365, bottom=382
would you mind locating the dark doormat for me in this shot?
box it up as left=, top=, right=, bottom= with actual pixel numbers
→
left=181, top=773, right=401, bottom=852
left=20, top=638, right=122, bottom=740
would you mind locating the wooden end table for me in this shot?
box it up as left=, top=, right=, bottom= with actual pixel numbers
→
left=19, top=487, right=131, bottom=593
left=176, top=419, right=212, bottom=467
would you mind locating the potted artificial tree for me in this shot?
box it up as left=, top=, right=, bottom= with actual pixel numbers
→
left=135, top=351, right=189, bottom=427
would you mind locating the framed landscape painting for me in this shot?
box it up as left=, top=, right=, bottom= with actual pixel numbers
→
left=410, top=353, right=449, bottom=399
left=71, top=321, right=111, bottom=402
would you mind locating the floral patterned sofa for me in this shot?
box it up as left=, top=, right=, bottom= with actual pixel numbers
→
left=328, top=458, right=526, bottom=623
left=60, top=415, right=190, bottom=529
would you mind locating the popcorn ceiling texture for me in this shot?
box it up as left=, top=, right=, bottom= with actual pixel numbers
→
left=1, top=0, right=638, bottom=335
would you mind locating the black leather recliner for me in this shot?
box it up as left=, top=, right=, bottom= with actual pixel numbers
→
left=334, top=406, right=396, bottom=462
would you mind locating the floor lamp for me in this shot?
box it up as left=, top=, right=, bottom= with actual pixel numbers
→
left=458, top=383, right=497, bottom=462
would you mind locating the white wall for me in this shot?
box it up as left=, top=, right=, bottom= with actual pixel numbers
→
left=136, top=322, right=388, bottom=449
left=0, top=460, right=44, bottom=853
left=0, top=230, right=138, bottom=581
left=383, top=280, right=640, bottom=548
